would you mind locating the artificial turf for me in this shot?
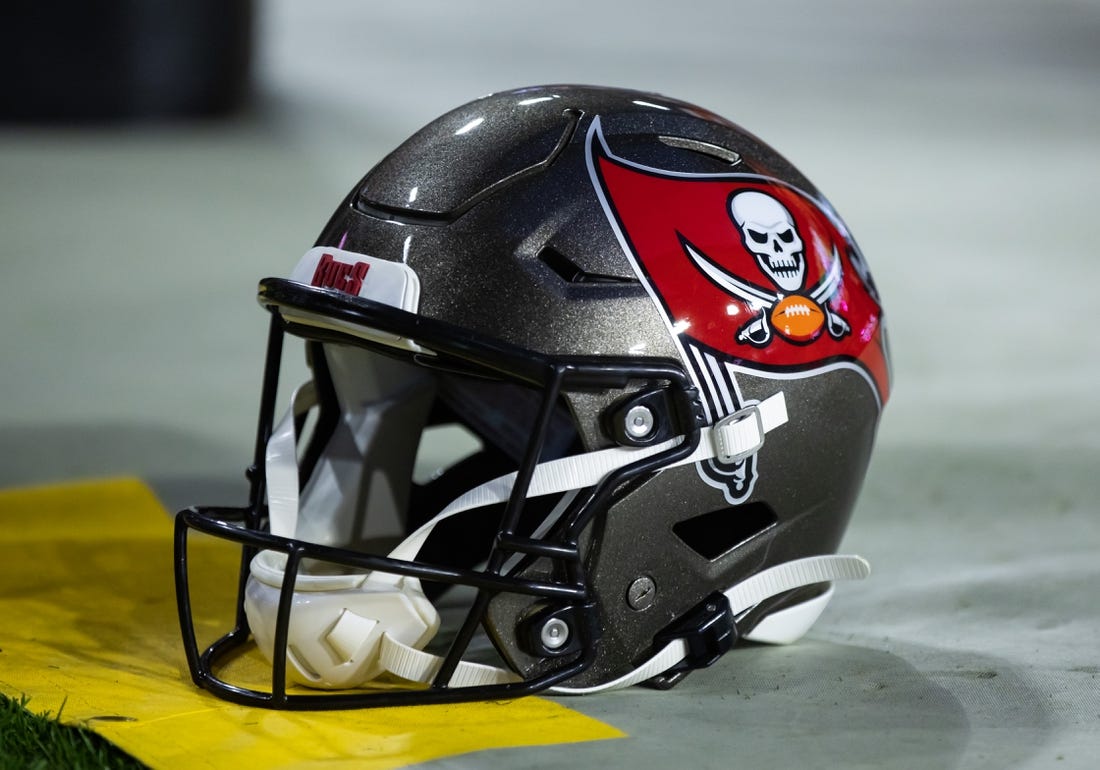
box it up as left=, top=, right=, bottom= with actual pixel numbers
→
left=0, top=694, right=146, bottom=770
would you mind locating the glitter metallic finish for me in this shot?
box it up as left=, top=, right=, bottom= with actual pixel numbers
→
left=177, top=86, right=888, bottom=706
left=307, top=85, right=887, bottom=690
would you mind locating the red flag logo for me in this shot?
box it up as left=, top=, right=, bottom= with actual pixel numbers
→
left=586, top=119, right=889, bottom=405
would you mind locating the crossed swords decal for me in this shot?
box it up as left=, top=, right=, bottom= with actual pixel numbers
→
left=682, top=238, right=851, bottom=347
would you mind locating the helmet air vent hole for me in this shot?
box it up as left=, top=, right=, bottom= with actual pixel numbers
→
left=537, top=245, right=639, bottom=285
left=658, top=136, right=742, bottom=166
left=672, top=502, right=778, bottom=560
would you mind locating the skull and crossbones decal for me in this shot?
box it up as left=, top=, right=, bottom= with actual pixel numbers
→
left=684, top=190, right=851, bottom=347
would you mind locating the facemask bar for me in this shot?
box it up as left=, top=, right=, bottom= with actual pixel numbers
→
left=175, top=280, right=706, bottom=709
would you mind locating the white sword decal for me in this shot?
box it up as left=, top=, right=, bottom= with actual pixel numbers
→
left=683, top=239, right=850, bottom=344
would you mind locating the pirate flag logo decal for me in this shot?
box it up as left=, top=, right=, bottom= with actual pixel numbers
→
left=586, top=117, right=890, bottom=503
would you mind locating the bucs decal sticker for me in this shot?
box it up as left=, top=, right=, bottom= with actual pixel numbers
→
left=586, top=117, right=889, bottom=503
left=689, top=188, right=851, bottom=347
left=310, top=252, right=371, bottom=295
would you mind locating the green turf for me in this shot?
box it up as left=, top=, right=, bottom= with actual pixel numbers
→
left=0, top=694, right=147, bottom=770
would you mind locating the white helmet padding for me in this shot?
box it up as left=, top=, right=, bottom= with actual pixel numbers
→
left=276, top=342, right=580, bottom=553
left=246, top=340, right=583, bottom=689
left=292, top=345, right=436, bottom=550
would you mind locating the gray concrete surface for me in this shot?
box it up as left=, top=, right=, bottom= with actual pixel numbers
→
left=2, top=1, right=1099, bottom=767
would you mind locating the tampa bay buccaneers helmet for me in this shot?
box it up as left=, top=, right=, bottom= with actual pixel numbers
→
left=174, top=85, right=890, bottom=709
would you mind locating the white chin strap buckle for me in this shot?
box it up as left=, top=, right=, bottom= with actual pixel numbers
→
left=712, top=405, right=766, bottom=463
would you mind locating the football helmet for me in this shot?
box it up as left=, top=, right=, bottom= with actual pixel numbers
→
left=174, top=85, right=890, bottom=709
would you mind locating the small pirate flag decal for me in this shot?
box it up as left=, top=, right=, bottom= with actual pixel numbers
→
left=586, top=117, right=889, bottom=502
left=686, top=188, right=852, bottom=347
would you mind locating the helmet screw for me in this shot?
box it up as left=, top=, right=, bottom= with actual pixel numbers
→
left=626, top=576, right=656, bottom=611
left=624, top=405, right=655, bottom=439
left=540, top=617, right=570, bottom=651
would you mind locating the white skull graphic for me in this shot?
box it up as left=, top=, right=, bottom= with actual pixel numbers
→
left=730, top=191, right=805, bottom=292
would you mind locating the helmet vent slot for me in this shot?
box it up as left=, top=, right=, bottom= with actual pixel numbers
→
left=538, top=245, right=639, bottom=285
left=672, top=502, right=777, bottom=560
left=658, top=136, right=742, bottom=166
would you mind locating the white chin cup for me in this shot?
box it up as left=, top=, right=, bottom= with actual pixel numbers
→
left=243, top=549, right=440, bottom=689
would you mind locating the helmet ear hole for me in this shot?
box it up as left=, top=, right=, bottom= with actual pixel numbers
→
left=672, top=502, right=778, bottom=560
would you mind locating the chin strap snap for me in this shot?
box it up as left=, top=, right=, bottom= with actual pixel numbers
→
left=549, top=554, right=870, bottom=695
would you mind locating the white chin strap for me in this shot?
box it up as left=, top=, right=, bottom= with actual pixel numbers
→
left=550, top=554, right=869, bottom=695
left=253, top=387, right=870, bottom=693
left=375, top=553, right=869, bottom=695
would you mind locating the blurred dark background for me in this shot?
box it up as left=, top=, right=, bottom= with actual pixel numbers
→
left=2, top=1, right=253, bottom=121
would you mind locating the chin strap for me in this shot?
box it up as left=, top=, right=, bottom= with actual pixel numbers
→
left=550, top=554, right=869, bottom=694
left=378, top=632, right=521, bottom=688
left=386, top=391, right=790, bottom=564
left=372, top=553, right=870, bottom=692
left=261, top=385, right=868, bottom=693
left=265, top=387, right=789, bottom=550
